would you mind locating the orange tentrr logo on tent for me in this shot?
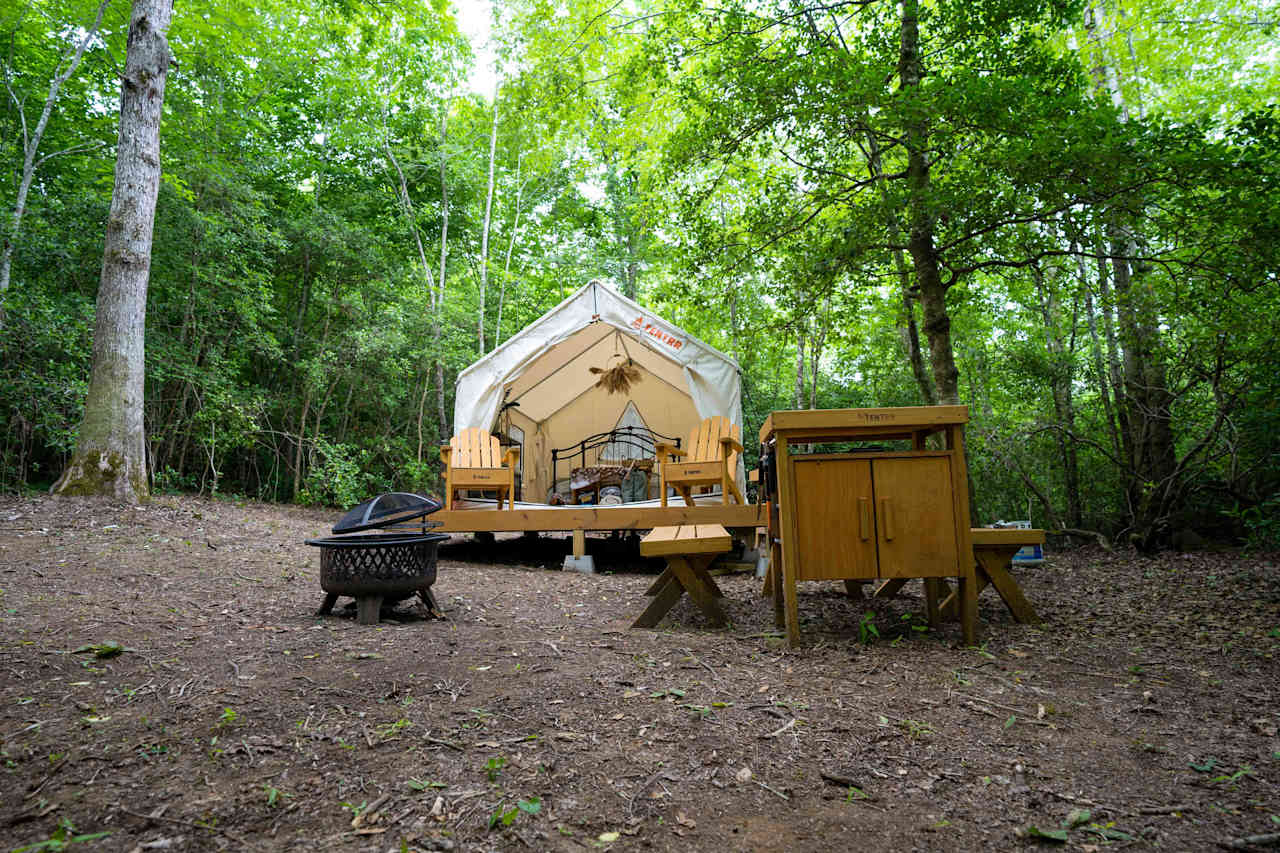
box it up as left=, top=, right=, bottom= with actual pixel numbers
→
left=630, top=316, right=684, bottom=350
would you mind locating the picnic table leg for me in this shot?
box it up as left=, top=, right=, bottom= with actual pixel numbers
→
left=940, top=573, right=991, bottom=620
left=770, top=539, right=785, bottom=628
left=923, top=578, right=942, bottom=627
left=977, top=548, right=1039, bottom=624
left=700, top=570, right=725, bottom=599
left=646, top=567, right=674, bottom=596
left=873, top=578, right=909, bottom=599
left=959, top=571, right=979, bottom=645
left=667, top=556, right=727, bottom=626
left=632, top=573, right=684, bottom=629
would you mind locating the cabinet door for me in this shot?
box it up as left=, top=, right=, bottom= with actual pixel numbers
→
left=872, top=456, right=959, bottom=578
left=791, top=458, right=878, bottom=580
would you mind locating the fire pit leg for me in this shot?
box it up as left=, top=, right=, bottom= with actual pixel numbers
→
left=418, top=585, right=442, bottom=617
left=317, top=593, right=338, bottom=616
left=356, top=595, right=383, bottom=625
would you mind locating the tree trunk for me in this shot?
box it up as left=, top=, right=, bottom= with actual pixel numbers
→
left=1034, top=263, right=1082, bottom=528
left=1085, top=3, right=1176, bottom=550
left=898, top=0, right=961, bottom=406
left=383, top=106, right=437, bottom=463
left=52, top=0, right=172, bottom=503
left=862, top=121, right=937, bottom=406
left=0, top=0, right=111, bottom=324
left=495, top=156, right=526, bottom=350
left=477, top=91, right=499, bottom=354
left=435, top=104, right=450, bottom=438
left=809, top=296, right=830, bottom=408
left=1076, top=247, right=1122, bottom=463
left=793, top=323, right=806, bottom=409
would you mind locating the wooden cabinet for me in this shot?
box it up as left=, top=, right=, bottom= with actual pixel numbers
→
left=792, top=454, right=959, bottom=581
left=759, top=406, right=976, bottom=645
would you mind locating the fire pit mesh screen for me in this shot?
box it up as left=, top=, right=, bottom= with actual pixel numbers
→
left=315, top=534, right=446, bottom=596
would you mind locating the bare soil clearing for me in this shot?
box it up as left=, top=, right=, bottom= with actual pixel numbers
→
left=1, top=494, right=1278, bottom=852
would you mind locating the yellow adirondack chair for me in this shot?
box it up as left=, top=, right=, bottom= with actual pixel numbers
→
left=440, top=427, right=520, bottom=510
left=656, top=416, right=744, bottom=507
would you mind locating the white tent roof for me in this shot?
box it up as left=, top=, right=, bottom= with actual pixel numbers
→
left=454, top=280, right=742, bottom=435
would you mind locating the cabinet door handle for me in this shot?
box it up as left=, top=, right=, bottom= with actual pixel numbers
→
left=858, top=497, right=871, bottom=541
left=880, top=497, right=894, bottom=540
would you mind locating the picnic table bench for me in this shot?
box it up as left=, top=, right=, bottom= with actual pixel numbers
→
left=632, top=524, right=732, bottom=629
left=872, top=527, right=1045, bottom=626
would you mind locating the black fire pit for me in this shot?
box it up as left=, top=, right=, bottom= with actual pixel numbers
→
left=306, top=492, right=447, bottom=624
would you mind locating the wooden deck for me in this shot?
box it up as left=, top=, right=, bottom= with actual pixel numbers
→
left=432, top=497, right=763, bottom=534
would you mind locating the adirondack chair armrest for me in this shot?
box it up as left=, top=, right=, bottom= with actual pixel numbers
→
left=440, top=446, right=453, bottom=465
left=719, top=435, right=744, bottom=456
left=503, top=446, right=521, bottom=467
left=655, top=442, right=687, bottom=461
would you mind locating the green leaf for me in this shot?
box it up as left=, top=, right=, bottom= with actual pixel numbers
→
left=518, top=797, right=542, bottom=814
left=1062, top=808, right=1091, bottom=828
left=72, top=642, right=125, bottom=658
left=1189, top=757, right=1218, bottom=772
left=1025, top=825, right=1069, bottom=842
left=1004, top=715, right=1016, bottom=729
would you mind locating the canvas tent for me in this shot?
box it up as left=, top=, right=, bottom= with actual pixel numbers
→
left=453, top=280, right=743, bottom=502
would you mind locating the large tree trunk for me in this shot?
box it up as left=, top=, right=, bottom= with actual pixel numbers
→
left=1084, top=3, right=1176, bottom=550
left=52, top=0, right=172, bottom=503
left=897, top=0, right=961, bottom=406
left=862, top=122, right=937, bottom=406
left=0, top=0, right=111, bottom=324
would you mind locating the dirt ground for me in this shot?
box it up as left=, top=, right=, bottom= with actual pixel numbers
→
left=1, top=494, right=1278, bottom=852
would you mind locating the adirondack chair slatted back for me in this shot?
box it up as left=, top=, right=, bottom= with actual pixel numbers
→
left=688, top=416, right=739, bottom=472
left=451, top=428, right=500, bottom=468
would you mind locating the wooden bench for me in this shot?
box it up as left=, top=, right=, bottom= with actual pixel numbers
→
left=872, top=527, right=1044, bottom=626
left=632, top=524, right=732, bottom=629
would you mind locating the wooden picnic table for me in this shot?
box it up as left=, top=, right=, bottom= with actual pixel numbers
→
left=632, top=524, right=732, bottom=629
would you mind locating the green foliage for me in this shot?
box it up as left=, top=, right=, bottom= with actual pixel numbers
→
left=0, top=0, right=1275, bottom=552
left=858, top=612, right=880, bottom=645
left=297, top=438, right=379, bottom=508
left=11, top=818, right=111, bottom=852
